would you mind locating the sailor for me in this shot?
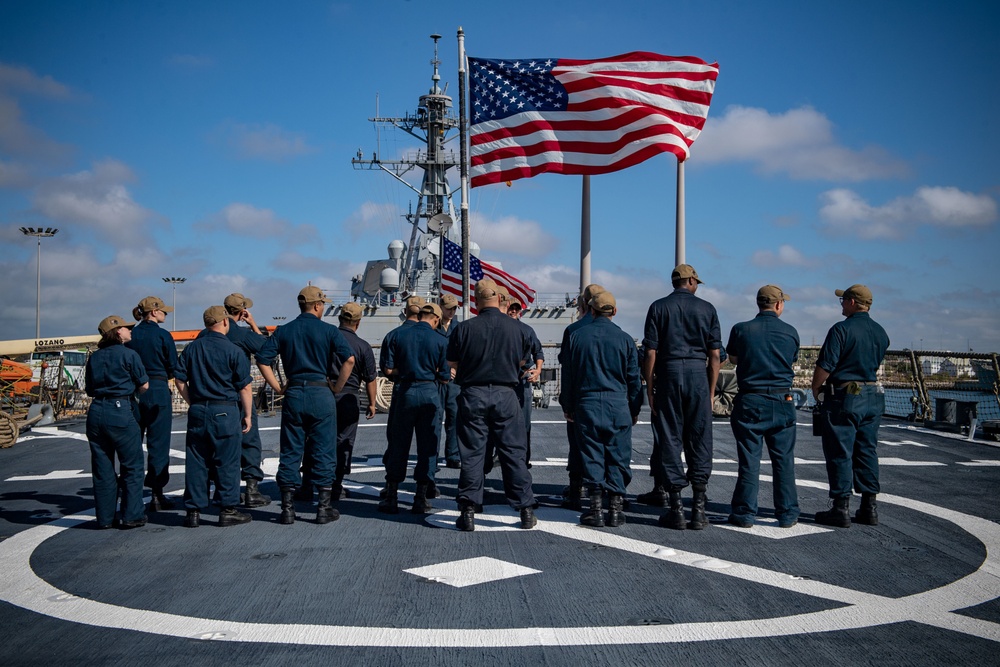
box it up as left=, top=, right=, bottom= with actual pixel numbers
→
left=642, top=264, right=722, bottom=530
left=85, top=315, right=149, bottom=529
left=448, top=278, right=536, bottom=531
left=503, top=291, right=543, bottom=467
left=220, top=292, right=270, bottom=508
left=379, top=302, right=449, bottom=514
left=256, top=286, right=356, bottom=525
left=126, top=295, right=180, bottom=512
left=174, top=306, right=253, bottom=528
left=332, top=302, right=378, bottom=501
left=559, top=291, right=642, bottom=528
left=811, top=284, right=890, bottom=528
left=557, top=283, right=606, bottom=509
left=437, top=293, right=462, bottom=469
left=726, top=285, right=801, bottom=529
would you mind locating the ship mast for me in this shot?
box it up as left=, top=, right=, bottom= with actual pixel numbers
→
left=352, top=34, right=461, bottom=293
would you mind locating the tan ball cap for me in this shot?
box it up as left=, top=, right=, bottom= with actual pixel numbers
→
left=590, top=291, right=616, bottom=314
left=138, top=296, right=174, bottom=314
left=835, top=284, right=873, bottom=306
left=405, top=295, right=426, bottom=315
left=98, top=315, right=134, bottom=336
left=203, top=305, right=229, bottom=326
left=671, top=264, right=703, bottom=284
left=756, top=285, right=790, bottom=305
left=224, top=293, right=254, bottom=310
left=339, top=302, right=364, bottom=322
left=298, top=286, right=332, bottom=304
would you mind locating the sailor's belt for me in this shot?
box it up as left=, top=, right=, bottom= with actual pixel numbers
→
left=94, top=394, right=134, bottom=401
left=285, top=379, right=329, bottom=388
left=148, top=375, right=169, bottom=382
left=742, top=387, right=792, bottom=395
left=193, top=400, right=236, bottom=406
left=837, top=381, right=878, bottom=388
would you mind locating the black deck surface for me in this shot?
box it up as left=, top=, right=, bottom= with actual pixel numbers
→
left=2, top=405, right=999, bottom=666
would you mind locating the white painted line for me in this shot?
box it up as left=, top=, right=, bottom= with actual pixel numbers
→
left=5, top=470, right=89, bottom=482
left=881, top=440, right=929, bottom=448
left=957, top=461, right=1000, bottom=467
left=714, top=518, right=833, bottom=540
left=404, top=557, right=541, bottom=588
left=878, top=458, right=946, bottom=467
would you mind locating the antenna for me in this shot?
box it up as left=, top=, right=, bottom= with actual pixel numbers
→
left=430, top=33, right=442, bottom=94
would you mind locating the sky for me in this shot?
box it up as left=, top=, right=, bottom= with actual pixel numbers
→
left=1, top=1, right=998, bottom=352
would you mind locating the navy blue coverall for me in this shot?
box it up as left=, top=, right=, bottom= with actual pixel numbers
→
left=333, top=325, right=377, bottom=482
left=126, top=319, right=178, bottom=492
left=222, top=320, right=267, bottom=482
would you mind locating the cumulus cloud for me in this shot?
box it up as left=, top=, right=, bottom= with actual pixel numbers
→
left=0, top=158, right=32, bottom=188
left=0, top=96, right=72, bottom=159
left=470, top=213, right=559, bottom=258
left=0, top=63, right=73, bottom=99
left=694, top=105, right=909, bottom=182
left=343, top=201, right=405, bottom=241
left=200, top=203, right=319, bottom=244
left=819, top=186, right=998, bottom=239
left=216, top=121, right=318, bottom=161
left=750, top=244, right=814, bottom=268
left=32, top=160, right=161, bottom=248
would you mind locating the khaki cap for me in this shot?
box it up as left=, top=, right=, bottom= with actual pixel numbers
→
left=671, top=264, right=703, bottom=284
left=496, top=285, right=511, bottom=302
left=405, top=295, right=426, bottom=315
left=138, top=296, right=174, bottom=314
left=298, top=285, right=332, bottom=304
left=420, top=303, right=443, bottom=318
left=835, top=284, right=873, bottom=306
left=203, top=305, right=229, bottom=326
left=757, top=285, right=790, bottom=305
left=474, top=278, right=498, bottom=301
left=98, top=315, right=134, bottom=336
left=339, top=302, right=364, bottom=322
left=590, top=291, right=616, bottom=314
left=440, top=294, right=459, bottom=309
left=224, top=293, right=253, bottom=311
left=581, top=283, right=605, bottom=302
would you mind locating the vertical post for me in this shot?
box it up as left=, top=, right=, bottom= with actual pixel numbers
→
left=675, top=159, right=686, bottom=266
left=457, top=27, right=471, bottom=320
left=580, top=175, right=591, bottom=294
left=34, top=238, right=41, bottom=338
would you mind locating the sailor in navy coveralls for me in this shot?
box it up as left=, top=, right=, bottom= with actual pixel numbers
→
left=380, top=302, right=449, bottom=514
left=256, top=286, right=355, bottom=525
left=332, top=302, right=378, bottom=501
left=560, top=291, right=642, bottom=528
left=726, top=285, right=801, bottom=529
left=811, top=284, right=890, bottom=528
left=85, top=315, right=149, bottom=529
left=447, top=278, right=536, bottom=532
left=436, top=293, right=462, bottom=468
left=174, top=306, right=253, bottom=528
left=126, top=295, right=179, bottom=512
left=642, top=264, right=722, bottom=531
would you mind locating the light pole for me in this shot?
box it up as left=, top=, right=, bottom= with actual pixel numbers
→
left=162, top=277, right=186, bottom=331
left=19, top=227, right=59, bottom=338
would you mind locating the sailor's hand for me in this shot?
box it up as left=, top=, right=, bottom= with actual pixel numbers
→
left=241, top=416, right=252, bottom=433
left=524, top=368, right=540, bottom=383
left=366, top=404, right=376, bottom=419
left=563, top=411, right=574, bottom=422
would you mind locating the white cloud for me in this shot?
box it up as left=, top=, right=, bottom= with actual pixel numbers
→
left=0, top=158, right=32, bottom=187
left=694, top=105, right=909, bottom=182
left=201, top=203, right=319, bottom=244
left=819, top=186, right=998, bottom=239
left=751, top=244, right=814, bottom=268
left=33, top=160, right=161, bottom=248
left=470, top=213, right=559, bottom=258
left=217, top=121, right=318, bottom=161
left=0, top=63, right=73, bottom=99
left=343, top=201, right=405, bottom=240
left=0, top=96, right=71, bottom=159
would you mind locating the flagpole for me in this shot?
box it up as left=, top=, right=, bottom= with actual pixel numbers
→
left=457, top=27, right=472, bottom=320
left=580, top=175, right=591, bottom=294
left=675, top=158, right=686, bottom=265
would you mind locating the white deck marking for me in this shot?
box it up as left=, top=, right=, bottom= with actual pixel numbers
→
left=5, top=470, right=90, bottom=482
left=404, top=557, right=541, bottom=588
left=714, top=518, right=832, bottom=539
left=958, top=460, right=1000, bottom=467
left=878, top=458, right=946, bottom=467
left=881, top=440, right=929, bottom=448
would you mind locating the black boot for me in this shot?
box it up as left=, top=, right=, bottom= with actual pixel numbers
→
left=560, top=482, right=585, bottom=510
left=636, top=484, right=668, bottom=507
left=279, top=488, right=296, bottom=525
left=816, top=495, right=851, bottom=528
left=148, top=489, right=174, bottom=512
left=854, top=493, right=878, bottom=525
left=520, top=506, right=537, bottom=529
left=456, top=504, right=475, bottom=531
left=184, top=509, right=200, bottom=528
left=219, top=507, right=252, bottom=527
left=411, top=482, right=433, bottom=514
left=425, top=480, right=440, bottom=499
left=378, top=482, right=399, bottom=514
left=688, top=488, right=708, bottom=530
left=607, top=494, right=626, bottom=528
left=316, top=487, right=340, bottom=524
left=332, top=480, right=347, bottom=500
left=658, top=489, right=686, bottom=530
left=580, top=489, right=605, bottom=527
left=243, top=479, right=271, bottom=508
left=294, top=480, right=314, bottom=502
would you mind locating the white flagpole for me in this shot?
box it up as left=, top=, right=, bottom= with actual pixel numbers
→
left=580, top=175, right=591, bottom=294
left=457, top=27, right=471, bottom=320
left=675, top=159, right=685, bottom=265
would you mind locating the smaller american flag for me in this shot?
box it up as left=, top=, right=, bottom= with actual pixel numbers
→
left=441, top=237, right=535, bottom=314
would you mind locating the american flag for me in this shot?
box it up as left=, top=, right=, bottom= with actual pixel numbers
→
left=440, top=236, right=535, bottom=314
left=469, top=52, right=719, bottom=187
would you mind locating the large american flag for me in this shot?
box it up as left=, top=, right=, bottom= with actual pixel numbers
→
left=440, top=236, right=535, bottom=314
left=469, top=52, right=719, bottom=187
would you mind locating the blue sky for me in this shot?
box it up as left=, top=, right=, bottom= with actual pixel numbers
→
left=2, top=1, right=998, bottom=351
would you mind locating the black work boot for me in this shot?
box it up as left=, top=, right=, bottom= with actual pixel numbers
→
left=560, top=482, right=586, bottom=510
left=607, top=494, right=626, bottom=528
left=636, top=484, right=668, bottom=507
left=658, top=489, right=686, bottom=530
left=331, top=480, right=347, bottom=500
left=378, top=482, right=399, bottom=514
left=184, top=509, right=200, bottom=528
left=315, top=487, right=340, bottom=524
left=426, top=480, right=440, bottom=499
left=816, top=496, right=852, bottom=528
left=580, top=489, right=605, bottom=527
left=219, top=507, right=252, bottom=527
left=854, top=493, right=878, bottom=526
left=456, top=504, right=475, bottom=531
left=243, top=479, right=271, bottom=508
left=294, top=480, right=314, bottom=502
left=411, top=482, right=433, bottom=514
left=148, top=489, right=174, bottom=512
left=688, top=488, right=708, bottom=530
left=279, top=488, right=296, bottom=525
left=520, top=506, right=537, bottom=529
